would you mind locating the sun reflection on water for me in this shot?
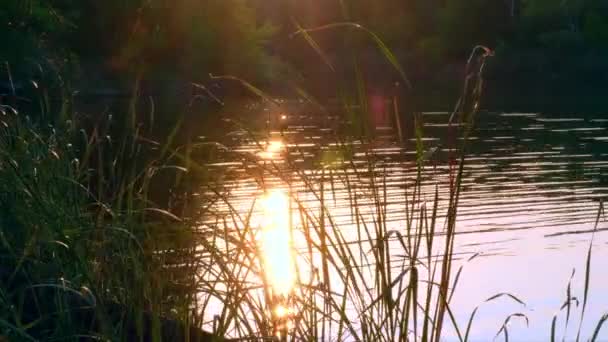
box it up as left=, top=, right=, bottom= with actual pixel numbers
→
left=257, top=140, right=285, bottom=159
left=260, top=190, right=295, bottom=298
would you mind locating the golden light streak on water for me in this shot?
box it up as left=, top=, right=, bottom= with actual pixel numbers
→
left=260, top=190, right=295, bottom=299
left=258, top=140, right=285, bottom=159
left=266, top=140, right=284, bottom=153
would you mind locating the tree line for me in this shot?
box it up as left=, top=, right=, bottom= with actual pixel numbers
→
left=1, top=0, right=607, bottom=103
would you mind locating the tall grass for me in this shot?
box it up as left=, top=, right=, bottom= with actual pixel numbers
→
left=189, top=25, right=492, bottom=340
left=0, top=80, right=225, bottom=340
left=1, top=20, right=607, bottom=342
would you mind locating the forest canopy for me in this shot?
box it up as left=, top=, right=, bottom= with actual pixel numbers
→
left=1, top=0, right=607, bottom=99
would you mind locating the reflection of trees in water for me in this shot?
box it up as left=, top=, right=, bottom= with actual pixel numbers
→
left=415, top=112, right=608, bottom=194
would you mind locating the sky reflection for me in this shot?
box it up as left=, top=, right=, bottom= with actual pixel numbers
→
left=207, top=111, right=608, bottom=339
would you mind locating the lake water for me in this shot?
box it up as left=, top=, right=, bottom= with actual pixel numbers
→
left=203, top=109, right=608, bottom=341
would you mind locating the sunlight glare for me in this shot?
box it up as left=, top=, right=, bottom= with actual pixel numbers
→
left=260, top=190, right=295, bottom=297
left=257, top=140, right=284, bottom=159
left=274, top=304, right=293, bottom=318
left=267, top=140, right=284, bottom=153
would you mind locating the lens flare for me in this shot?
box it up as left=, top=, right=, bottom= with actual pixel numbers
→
left=260, top=190, right=295, bottom=297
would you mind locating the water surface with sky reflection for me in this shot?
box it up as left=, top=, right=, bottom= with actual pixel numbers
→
left=203, top=108, right=608, bottom=340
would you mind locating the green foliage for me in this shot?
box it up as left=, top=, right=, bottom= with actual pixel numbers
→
left=523, top=0, right=584, bottom=19
left=166, top=0, right=278, bottom=81
left=583, top=11, right=608, bottom=49
left=0, top=97, right=212, bottom=340
left=438, top=0, right=510, bottom=56
left=0, top=1, right=75, bottom=77
left=538, top=29, right=585, bottom=50
left=0, top=0, right=278, bottom=85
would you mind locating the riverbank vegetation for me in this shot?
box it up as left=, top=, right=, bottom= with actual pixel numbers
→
left=3, top=1, right=608, bottom=105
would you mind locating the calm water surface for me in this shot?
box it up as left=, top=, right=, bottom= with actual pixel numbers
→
left=204, top=110, right=608, bottom=341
